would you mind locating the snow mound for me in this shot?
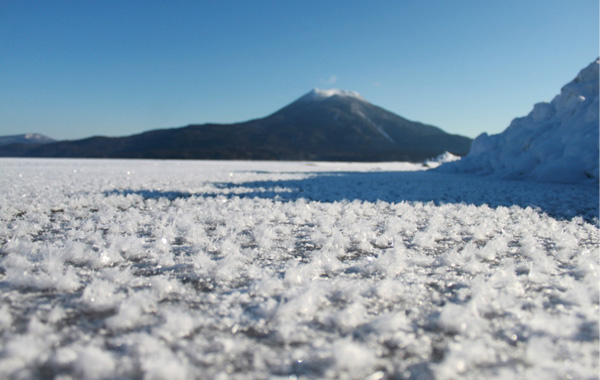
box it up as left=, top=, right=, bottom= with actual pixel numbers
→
left=441, top=59, right=599, bottom=183
left=424, top=151, right=462, bottom=168
left=301, top=88, right=365, bottom=102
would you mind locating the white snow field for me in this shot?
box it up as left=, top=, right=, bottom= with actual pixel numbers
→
left=0, top=158, right=598, bottom=380
left=441, top=59, right=599, bottom=183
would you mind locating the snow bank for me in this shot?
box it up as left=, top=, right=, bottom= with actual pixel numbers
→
left=0, top=159, right=597, bottom=379
left=424, top=151, right=461, bottom=168
left=441, top=59, right=599, bottom=183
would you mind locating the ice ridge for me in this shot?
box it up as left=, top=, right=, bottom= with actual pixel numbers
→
left=441, top=59, right=599, bottom=183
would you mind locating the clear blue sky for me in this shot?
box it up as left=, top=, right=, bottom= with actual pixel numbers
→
left=1, top=0, right=598, bottom=140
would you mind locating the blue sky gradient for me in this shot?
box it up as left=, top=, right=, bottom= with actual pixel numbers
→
left=1, top=0, right=598, bottom=140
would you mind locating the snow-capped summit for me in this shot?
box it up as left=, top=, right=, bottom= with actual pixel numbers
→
left=440, top=59, right=599, bottom=183
left=0, top=133, right=55, bottom=146
left=299, top=88, right=366, bottom=102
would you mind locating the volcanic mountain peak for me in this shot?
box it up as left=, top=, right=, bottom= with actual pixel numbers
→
left=299, top=88, right=365, bottom=102
left=0, top=88, right=472, bottom=161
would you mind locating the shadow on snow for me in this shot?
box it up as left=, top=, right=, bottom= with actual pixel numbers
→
left=105, top=170, right=599, bottom=223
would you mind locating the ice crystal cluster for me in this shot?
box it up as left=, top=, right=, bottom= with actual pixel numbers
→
left=0, top=159, right=598, bottom=379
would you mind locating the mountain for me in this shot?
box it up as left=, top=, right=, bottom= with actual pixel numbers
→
left=440, top=59, right=599, bottom=183
left=0, top=89, right=472, bottom=162
left=0, top=133, right=55, bottom=146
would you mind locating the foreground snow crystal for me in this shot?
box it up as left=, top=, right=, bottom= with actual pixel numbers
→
left=441, top=59, right=599, bottom=183
left=0, top=159, right=597, bottom=379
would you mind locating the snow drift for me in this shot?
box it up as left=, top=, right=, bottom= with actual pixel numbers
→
left=441, top=59, right=599, bottom=183
left=424, top=151, right=461, bottom=168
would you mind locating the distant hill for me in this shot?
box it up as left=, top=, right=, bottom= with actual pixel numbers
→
left=0, top=90, right=472, bottom=162
left=0, top=133, right=55, bottom=146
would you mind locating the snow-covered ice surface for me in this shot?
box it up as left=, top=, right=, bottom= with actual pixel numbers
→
left=0, top=158, right=598, bottom=380
left=441, top=59, right=599, bottom=183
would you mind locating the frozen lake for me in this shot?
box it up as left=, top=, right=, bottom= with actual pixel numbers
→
left=0, top=159, right=598, bottom=379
